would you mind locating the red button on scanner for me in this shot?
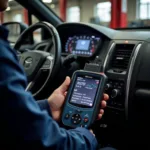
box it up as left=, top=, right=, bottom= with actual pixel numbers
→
left=84, top=118, right=89, bottom=123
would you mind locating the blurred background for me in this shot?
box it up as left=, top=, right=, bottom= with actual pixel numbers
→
left=2, top=0, right=150, bottom=30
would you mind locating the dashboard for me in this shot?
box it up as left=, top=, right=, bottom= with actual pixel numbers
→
left=56, top=23, right=150, bottom=149
left=57, top=23, right=106, bottom=58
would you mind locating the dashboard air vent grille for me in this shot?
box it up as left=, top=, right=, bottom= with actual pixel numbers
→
left=111, top=44, right=135, bottom=70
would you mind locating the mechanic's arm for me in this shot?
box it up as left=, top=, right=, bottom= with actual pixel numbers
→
left=0, top=41, right=97, bottom=150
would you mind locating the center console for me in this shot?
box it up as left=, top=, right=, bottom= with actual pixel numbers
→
left=105, top=79, right=125, bottom=109
left=94, top=40, right=142, bottom=148
left=104, top=41, right=137, bottom=116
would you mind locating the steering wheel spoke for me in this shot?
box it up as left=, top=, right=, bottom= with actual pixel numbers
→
left=16, top=51, right=22, bottom=61
left=41, top=55, right=54, bottom=70
left=17, top=54, right=21, bottom=61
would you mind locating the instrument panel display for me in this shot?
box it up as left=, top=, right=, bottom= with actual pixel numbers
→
left=65, top=36, right=101, bottom=57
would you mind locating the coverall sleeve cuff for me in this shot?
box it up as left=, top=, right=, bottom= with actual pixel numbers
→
left=37, top=100, right=52, bottom=116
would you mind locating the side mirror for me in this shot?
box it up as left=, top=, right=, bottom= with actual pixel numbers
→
left=2, top=22, right=28, bottom=43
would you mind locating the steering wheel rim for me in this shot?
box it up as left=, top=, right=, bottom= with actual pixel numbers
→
left=14, top=21, right=61, bottom=97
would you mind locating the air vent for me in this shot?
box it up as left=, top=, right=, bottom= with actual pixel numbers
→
left=111, top=44, right=135, bottom=71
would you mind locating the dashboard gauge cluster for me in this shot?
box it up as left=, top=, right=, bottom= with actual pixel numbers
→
left=65, top=35, right=101, bottom=57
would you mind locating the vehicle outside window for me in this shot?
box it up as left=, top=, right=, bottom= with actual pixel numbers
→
left=42, top=0, right=150, bottom=28
left=3, top=1, right=41, bottom=43
left=4, top=1, right=24, bottom=23
left=137, top=0, right=150, bottom=19
left=95, top=2, right=111, bottom=22
left=3, top=0, right=150, bottom=29
left=67, top=6, right=80, bottom=22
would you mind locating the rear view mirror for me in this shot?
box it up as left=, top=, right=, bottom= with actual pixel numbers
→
left=2, top=22, right=28, bottom=43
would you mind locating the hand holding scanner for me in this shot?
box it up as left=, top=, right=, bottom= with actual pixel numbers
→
left=61, top=70, right=107, bottom=128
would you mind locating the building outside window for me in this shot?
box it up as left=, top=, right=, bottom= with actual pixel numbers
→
left=67, top=6, right=80, bottom=22
left=95, top=2, right=111, bottom=22
left=137, top=0, right=150, bottom=19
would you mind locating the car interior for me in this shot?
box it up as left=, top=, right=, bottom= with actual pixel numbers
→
left=3, top=0, right=150, bottom=149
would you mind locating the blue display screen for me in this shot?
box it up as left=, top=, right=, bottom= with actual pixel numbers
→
left=70, top=76, right=100, bottom=107
left=76, top=40, right=91, bottom=51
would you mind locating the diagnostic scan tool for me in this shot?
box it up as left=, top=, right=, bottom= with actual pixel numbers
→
left=61, top=70, right=107, bottom=128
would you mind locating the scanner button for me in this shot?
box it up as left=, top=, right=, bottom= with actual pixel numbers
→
left=84, top=125, right=88, bottom=128
left=65, top=114, right=70, bottom=119
left=76, top=109, right=82, bottom=113
left=73, top=120, right=77, bottom=124
left=84, top=118, right=89, bottom=123
left=71, top=114, right=81, bottom=124
left=80, top=124, right=84, bottom=127
left=75, top=117, right=78, bottom=121
left=80, top=124, right=88, bottom=128
left=69, top=111, right=73, bottom=114
left=75, top=114, right=80, bottom=117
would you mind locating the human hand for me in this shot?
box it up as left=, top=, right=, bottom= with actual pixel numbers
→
left=48, top=77, right=71, bottom=122
left=97, top=94, right=109, bottom=120
left=90, top=129, right=95, bottom=137
left=48, top=76, right=109, bottom=122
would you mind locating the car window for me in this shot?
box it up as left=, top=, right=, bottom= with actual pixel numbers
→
left=2, top=1, right=42, bottom=43
left=4, top=1, right=26, bottom=23
left=42, top=0, right=112, bottom=28
left=42, top=0, right=150, bottom=29
left=3, top=1, right=39, bottom=25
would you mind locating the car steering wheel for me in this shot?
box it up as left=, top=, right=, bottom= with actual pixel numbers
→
left=14, top=22, right=61, bottom=97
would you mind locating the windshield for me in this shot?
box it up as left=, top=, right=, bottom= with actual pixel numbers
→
left=42, top=0, right=150, bottom=29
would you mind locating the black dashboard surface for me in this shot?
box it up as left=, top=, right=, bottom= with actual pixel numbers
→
left=57, top=22, right=150, bottom=41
